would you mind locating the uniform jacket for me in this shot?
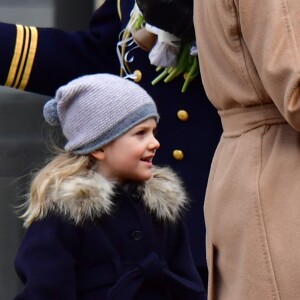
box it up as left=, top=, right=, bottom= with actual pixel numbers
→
left=0, top=0, right=222, bottom=270
left=14, top=166, right=206, bottom=300
left=195, top=0, right=300, bottom=299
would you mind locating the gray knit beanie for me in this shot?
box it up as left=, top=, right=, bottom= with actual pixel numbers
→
left=43, top=74, right=159, bottom=154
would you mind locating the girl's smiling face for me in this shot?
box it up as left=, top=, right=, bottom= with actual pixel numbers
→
left=92, top=118, right=160, bottom=182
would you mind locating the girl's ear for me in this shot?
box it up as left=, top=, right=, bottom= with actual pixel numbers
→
left=91, top=149, right=105, bottom=161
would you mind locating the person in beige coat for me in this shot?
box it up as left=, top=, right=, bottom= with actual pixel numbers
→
left=194, top=1, right=300, bottom=299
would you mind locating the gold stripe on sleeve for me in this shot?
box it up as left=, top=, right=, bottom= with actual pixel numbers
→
left=13, top=26, right=30, bottom=88
left=19, top=26, right=38, bottom=90
left=5, top=24, right=24, bottom=87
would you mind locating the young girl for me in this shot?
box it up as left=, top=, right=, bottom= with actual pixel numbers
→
left=14, top=74, right=206, bottom=300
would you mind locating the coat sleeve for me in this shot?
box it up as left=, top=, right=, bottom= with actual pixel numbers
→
left=238, top=0, right=300, bottom=132
left=0, top=0, right=121, bottom=96
left=14, top=216, right=82, bottom=300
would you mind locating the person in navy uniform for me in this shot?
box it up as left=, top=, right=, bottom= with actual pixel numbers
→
left=0, top=0, right=222, bottom=288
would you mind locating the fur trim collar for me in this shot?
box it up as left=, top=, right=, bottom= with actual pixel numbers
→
left=40, top=166, right=188, bottom=225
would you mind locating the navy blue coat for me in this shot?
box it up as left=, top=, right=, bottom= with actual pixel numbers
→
left=15, top=167, right=206, bottom=299
left=0, top=0, right=222, bottom=276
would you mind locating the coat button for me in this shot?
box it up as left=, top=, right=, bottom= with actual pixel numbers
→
left=131, top=230, right=143, bottom=241
left=173, top=150, right=184, bottom=160
left=133, top=70, right=142, bottom=82
left=177, top=110, right=189, bottom=121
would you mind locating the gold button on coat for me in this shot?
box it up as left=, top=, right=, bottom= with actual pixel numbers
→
left=177, top=110, right=189, bottom=121
left=133, top=70, right=142, bottom=82
left=173, top=150, right=184, bottom=160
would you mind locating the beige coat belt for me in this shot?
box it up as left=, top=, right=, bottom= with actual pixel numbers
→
left=219, top=103, right=286, bottom=137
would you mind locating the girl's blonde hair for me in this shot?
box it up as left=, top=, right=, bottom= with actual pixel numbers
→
left=21, top=150, right=95, bottom=227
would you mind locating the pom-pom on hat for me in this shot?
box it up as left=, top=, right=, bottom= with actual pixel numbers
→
left=43, top=74, right=159, bottom=154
